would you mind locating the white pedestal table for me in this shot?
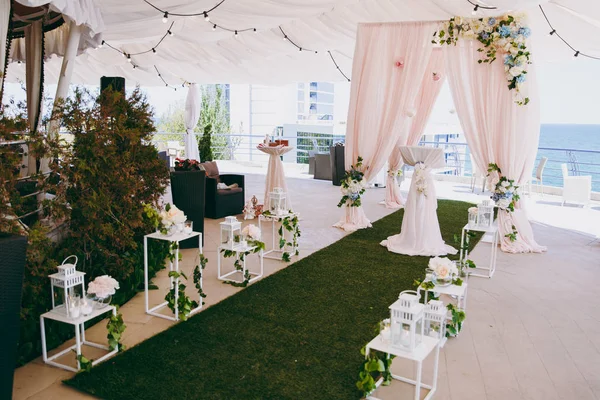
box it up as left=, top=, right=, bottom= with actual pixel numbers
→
left=257, top=145, right=294, bottom=211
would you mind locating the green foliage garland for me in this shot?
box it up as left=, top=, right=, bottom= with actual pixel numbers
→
left=221, top=239, right=265, bottom=287
left=356, top=345, right=395, bottom=398
left=446, top=303, right=466, bottom=337
left=106, top=309, right=126, bottom=352
left=74, top=351, right=93, bottom=373
left=263, top=210, right=301, bottom=262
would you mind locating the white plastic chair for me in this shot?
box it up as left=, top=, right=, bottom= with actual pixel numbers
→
left=528, top=156, right=547, bottom=197
left=561, top=163, right=591, bottom=207
left=469, top=154, right=485, bottom=193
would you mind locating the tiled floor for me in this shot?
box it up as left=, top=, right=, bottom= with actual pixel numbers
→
left=12, top=163, right=600, bottom=399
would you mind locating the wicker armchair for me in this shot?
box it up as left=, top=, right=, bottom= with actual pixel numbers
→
left=200, top=162, right=245, bottom=219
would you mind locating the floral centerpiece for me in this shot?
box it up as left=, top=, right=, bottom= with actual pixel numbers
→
left=414, top=165, right=428, bottom=197
left=487, top=163, right=520, bottom=241
left=88, top=275, right=120, bottom=307
left=174, top=158, right=202, bottom=171
left=159, top=203, right=187, bottom=234
left=241, top=224, right=262, bottom=248
left=387, top=169, right=402, bottom=178
left=337, top=156, right=367, bottom=208
left=428, top=257, right=458, bottom=286
left=433, top=14, right=532, bottom=105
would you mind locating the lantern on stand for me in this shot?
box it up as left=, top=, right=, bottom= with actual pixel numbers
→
left=389, top=290, right=424, bottom=352
left=220, top=216, right=242, bottom=250
left=424, top=300, right=447, bottom=340
left=477, top=200, right=494, bottom=228
left=269, top=187, right=287, bottom=216
left=48, top=256, right=86, bottom=318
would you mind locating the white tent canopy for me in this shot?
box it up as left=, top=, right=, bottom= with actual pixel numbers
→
left=5, top=0, right=600, bottom=85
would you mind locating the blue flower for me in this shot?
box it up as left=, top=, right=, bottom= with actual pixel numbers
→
left=516, top=75, right=526, bottom=83
left=350, top=193, right=359, bottom=201
left=498, top=26, right=511, bottom=37
left=518, top=27, right=531, bottom=38
left=488, top=17, right=496, bottom=26
left=504, top=55, right=514, bottom=65
left=480, top=32, right=489, bottom=40
left=510, top=29, right=519, bottom=38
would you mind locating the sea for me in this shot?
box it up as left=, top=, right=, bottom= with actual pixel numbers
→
left=536, top=124, right=600, bottom=192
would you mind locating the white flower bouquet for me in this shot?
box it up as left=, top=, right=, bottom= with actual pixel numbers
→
left=88, top=275, right=120, bottom=299
left=428, top=257, right=458, bottom=286
left=242, top=224, right=261, bottom=241
left=159, top=203, right=187, bottom=234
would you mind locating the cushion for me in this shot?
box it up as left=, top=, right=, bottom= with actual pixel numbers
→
left=217, top=187, right=243, bottom=196
left=201, top=161, right=220, bottom=182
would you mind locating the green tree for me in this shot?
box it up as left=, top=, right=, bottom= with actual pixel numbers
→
left=157, top=100, right=186, bottom=133
left=198, top=123, right=214, bottom=162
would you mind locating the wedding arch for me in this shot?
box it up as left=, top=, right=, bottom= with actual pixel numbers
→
left=335, top=15, right=546, bottom=254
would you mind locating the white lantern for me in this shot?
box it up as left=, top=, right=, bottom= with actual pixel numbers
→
left=269, top=187, right=287, bottom=216
left=389, top=290, right=424, bottom=352
left=424, top=300, right=447, bottom=340
left=220, top=216, right=242, bottom=250
left=48, top=256, right=86, bottom=318
left=477, top=200, right=494, bottom=228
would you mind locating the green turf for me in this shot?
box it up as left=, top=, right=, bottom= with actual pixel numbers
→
left=66, top=200, right=480, bottom=400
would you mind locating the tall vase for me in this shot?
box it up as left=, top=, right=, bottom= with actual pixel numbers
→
left=170, top=170, right=206, bottom=249
left=0, top=234, right=27, bottom=399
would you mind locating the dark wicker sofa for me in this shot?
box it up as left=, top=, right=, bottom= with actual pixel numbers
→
left=200, top=161, right=245, bottom=219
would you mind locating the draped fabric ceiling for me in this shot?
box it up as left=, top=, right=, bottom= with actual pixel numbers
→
left=4, top=0, right=600, bottom=86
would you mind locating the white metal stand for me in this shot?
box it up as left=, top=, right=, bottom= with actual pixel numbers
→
left=144, top=231, right=203, bottom=322
left=258, top=212, right=299, bottom=261
left=365, top=335, right=441, bottom=400
left=459, top=223, right=499, bottom=278
left=217, top=244, right=264, bottom=284
left=40, top=305, right=118, bottom=372
left=417, top=278, right=468, bottom=346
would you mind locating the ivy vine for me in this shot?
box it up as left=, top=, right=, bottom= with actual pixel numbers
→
left=356, top=346, right=395, bottom=397
left=262, top=210, right=301, bottom=262
left=221, top=239, right=265, bottom=287
left=74, top=351, right=93, bottom=373
left=106, top=308, right=126, bottom=352
left=446, top=303, right=466, bottom=338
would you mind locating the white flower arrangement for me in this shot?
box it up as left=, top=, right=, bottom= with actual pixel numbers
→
left=159, top=203, right=186, bottom=228
left=414, top=166, right=428, bottom=197
left=88, top=275, right=120, bottom=299
left=433, top=14, right=532, bottom=105
left=387, top=169, right=403, bottom=178
left=468, top=207, right=479, bottom=215
left=337, top=157, right=367, bottom=208
left=428, top=257, right=458, bottom=279
left=242, top=224, right=261, bottom=240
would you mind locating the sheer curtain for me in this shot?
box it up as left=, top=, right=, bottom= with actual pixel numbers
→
left=385, top=48, right=447, bottom=208
left=334, top=21, right=436, bottom=232
left=446, top=41, right=546, bottom=253
left=184, top=83, right=201, bottom=161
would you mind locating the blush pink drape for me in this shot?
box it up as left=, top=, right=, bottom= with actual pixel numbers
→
left=381, top=146, right=457, bottom=256
left=385, top=48, right=447, bottom=208
left=258, top=145, right=294, bottom=211
left=334, top=22, right=436, bottom=232
left=446, top=41, right=546, bottom=253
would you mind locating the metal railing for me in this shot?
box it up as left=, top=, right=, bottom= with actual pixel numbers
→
left=149, top=133, right=600, bottom=192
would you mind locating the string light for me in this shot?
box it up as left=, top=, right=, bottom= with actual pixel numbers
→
left=143, top=0, right=226, bottom=18
left=168, top=30, right=173, bottom=36
left=101, top=22, right=174, bottom=58
left=539, top=5, right=600, bottom=61
left=152, top=48, right=157, bottom=53
left=279, top=27, right=317, bottom=54
left=234, top=30, right=238, bottom=37
left=162, top=12, right=168, bottom=23
left=466, top=0, right=497, bottom=15
left=99, top=40, right=104, bottom=48
left=328, top=50, right=351, bottom=82
left=127, top=54, right=132, bottom=62
left=212, top=24, right=216, bottom=31
left=154, top=65, right=177, bottom=91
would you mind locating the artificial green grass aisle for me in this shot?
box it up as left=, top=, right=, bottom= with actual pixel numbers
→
left=66, top=200, right=479, bottom=400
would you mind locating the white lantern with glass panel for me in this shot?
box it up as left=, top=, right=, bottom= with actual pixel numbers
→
left=48, top=256, right=86, bottom=318
left=390, top=290, right=424, bottom=352
left=424, top=299, right=447, bottom=344
left=220, top=216, right=242, bottom=250
left=476, top=200, right=494, bottom=228
left=269, top=187, right=287, bottom=216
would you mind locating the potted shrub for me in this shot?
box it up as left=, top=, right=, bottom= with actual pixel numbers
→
left=170, top=158, right=206, bottom=249
left=0, top=233, right=27, bottom=399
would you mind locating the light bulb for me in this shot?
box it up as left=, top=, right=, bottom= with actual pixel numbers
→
left=472, top=5, right=479, bottom=15
left=253, top=28, right=257, bottom=33
left=548, top=29, right=556, bottom=37
left=573, top=51, right=580, bottom=60
left=127, top=54, right=132, bottom=63
left=212, top=24, right=216, bottom=31
left=204, top=12, right=210, bottom=22
left=299, top=47, right=302, bottom=52
left=168, top=30, right=173, bottom=36
left=99, top=40, right=104, bottom=49
left=283, top=36, right=288, bottom=41
left=152, top=48, right=157, bottom=53
left=234, top=30, right=238, bottom=37
left=162, top=12, right=168, bottom=23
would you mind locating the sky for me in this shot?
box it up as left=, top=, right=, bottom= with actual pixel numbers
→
left=3, top=57, right=600, bottom=125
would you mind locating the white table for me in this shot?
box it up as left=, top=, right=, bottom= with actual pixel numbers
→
left=257, top=145, right=294, bottom=211
left=144, top=231, right=203, bottom=322
left=40, top=304, right=118, bottom=372
left=218, top=244, right=264, bottom=285
left=258, top=211, right=299, bottom=261
left=365, top=334, right=441, bottom=400
left=459, top=223, right=499, bottom=278
left=417, top=276, right=468, bottom=347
